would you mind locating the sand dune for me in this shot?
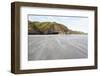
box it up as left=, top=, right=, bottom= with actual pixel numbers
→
left=28, top=35, right=88, bottom=60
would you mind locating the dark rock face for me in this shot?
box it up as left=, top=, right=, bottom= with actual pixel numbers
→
left=28, top=21, right=69, bottom=35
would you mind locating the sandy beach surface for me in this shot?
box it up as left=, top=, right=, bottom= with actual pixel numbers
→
left=28, top=35, right=88, bottom=60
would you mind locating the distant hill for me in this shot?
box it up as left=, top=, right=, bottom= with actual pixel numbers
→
left=28, top=21, right=87, bottom=35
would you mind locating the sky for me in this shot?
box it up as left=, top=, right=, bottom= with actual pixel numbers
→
left=28, top=15, right=88, bottom=33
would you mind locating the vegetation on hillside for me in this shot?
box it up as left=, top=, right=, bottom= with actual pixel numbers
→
left=28, top=21, right=87, bottom=35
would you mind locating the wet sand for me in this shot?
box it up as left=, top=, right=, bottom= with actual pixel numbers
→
left=28, top=35, right=88, bottom=60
